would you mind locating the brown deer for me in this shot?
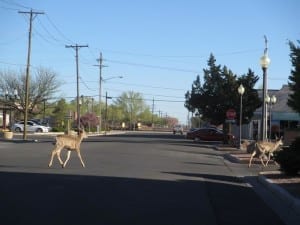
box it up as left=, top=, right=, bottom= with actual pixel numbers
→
left=48, top=130, right=88, bottom=168
left=248, top=137, right=283, bottom=168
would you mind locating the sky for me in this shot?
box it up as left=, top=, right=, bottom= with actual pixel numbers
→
left=0, top=0, right=299, bottom=124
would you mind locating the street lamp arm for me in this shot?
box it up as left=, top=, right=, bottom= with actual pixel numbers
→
left=102, top=76, right=123, bottom=82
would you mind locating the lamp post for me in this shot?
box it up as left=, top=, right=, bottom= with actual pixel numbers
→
left=238, top=84, right=245, bottom=149
left=98, top=76, right=123, bottom=133
left=259, top=36, right=271, bottom=141
left=266, top=95, right=277, bottom=140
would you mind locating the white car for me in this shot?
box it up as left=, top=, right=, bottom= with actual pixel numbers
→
left=173, top=125, right=183, bottom=135
left=11, top=121, right=49, bottom=133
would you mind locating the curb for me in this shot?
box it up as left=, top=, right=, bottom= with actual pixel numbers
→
left=0, top=131, right=127, bottom=143
left=258, top=172, right=300, bottom=216
left=222, top=149, right=300, bottom=222
left=223, top=153, right=242, bottom=163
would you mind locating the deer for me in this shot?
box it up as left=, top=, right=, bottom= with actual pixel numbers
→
left=48, top=129, right=88, bottom=168
left=248, top=136, right=283, bottom=168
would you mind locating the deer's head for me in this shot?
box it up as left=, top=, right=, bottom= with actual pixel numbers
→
left=79, top=129, right=88, bottom=139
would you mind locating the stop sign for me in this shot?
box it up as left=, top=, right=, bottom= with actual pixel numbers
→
left=226, top=109, right=236, bottom=119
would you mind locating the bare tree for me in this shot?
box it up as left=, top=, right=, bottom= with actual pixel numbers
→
left=0, top=67, right=61, bottom=117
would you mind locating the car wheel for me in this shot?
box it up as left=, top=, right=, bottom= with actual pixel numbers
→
left=194, top=137, right=200, bottom=142
left=15, top=127, right=21, bottom=132
left=36, top=128, right=43, bottom=133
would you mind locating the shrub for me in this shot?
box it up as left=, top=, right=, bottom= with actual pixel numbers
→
left=51, top=127, right=65, bottom=132
left=274, top=137, right=300, bottom=175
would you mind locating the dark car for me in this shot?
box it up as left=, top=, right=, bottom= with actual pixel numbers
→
left=186, top=127, right=235, bottom=142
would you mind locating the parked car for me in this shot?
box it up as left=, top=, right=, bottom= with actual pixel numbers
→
left=186, top=127, right=235, bottom=142
left=173, top=125, right=184, bottom=135
left=11, top=121, right=49, bottom=133
left=28, top=119, right=52, bottom=131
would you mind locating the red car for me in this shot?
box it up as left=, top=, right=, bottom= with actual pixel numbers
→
left=186, top=127, right=235, bottom=142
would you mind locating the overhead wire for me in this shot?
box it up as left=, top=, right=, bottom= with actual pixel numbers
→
left=44, top=13, right=75, bottom=45
left=0, top=0, right=31, bottom=9
left=1, top=1, right=283, bottom=108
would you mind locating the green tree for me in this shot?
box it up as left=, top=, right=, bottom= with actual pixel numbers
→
left=237, top=69, right=262, bottom=124
left=287, top=41, right=300, bottom=114
left=52, top=98, right=69, bottom=127
left=185, top=54, right=261, bottom=126
left=138, top=107, right=153, bottom=124
left=185, top=75, right=202, bottom=114
left=114, top=91, right=147, bottom=128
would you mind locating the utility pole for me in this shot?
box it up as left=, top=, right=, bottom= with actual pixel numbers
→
left=18, top=9, right=44, bottom=140
left=65, top=44, right=88, bottom=134
left=94, top=52, right=107, bottom=133
left=151, top=97, right=154, bottom=128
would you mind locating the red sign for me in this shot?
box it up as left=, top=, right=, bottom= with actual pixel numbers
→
left=226, top=109, right=236, bottom=120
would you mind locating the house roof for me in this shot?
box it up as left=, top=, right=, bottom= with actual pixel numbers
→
left=255, top=85, right=300, bottom=121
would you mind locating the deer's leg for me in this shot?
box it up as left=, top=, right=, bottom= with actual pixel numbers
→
left=49, top=146, right=61, bottom=167
left=248, top=150, right=256, bottom=168
left=76, top=148, right=85, bottom=168
left=48, top=148, right=56, bottom=167
left=63, top=150, right=72, bottom=168
left=259, top=153, right=266, bottom=167
left=56, top=149, right=64, bottom=166
left=265, top=152, right=273, bottom=166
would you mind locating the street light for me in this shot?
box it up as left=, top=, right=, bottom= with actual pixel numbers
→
left=266, top=94, right=277, bottom=140
left=259, top=36, right=271, bottom=141
left=238, top=84, right=245, bottom=149
left=98, top=75, right=123, bottom=133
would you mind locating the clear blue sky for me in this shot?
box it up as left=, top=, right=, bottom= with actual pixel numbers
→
left=1, top=0, right=299, bottom=124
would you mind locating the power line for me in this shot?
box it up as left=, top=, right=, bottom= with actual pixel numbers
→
left=45, top=13, right=74, bottom=45
left=105, top=58, right=201, bottom=74
left=35, top=16, right=63, bottom=45
left=0, top=0, right=31, bottom=10
left=112, top=81, right=186, bottom=91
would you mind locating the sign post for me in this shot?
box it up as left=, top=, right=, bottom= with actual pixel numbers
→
left=225, top=109, right=236, bottom=145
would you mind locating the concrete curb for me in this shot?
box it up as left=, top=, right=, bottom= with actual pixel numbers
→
left=0, top=131, right=127, bottom=143
left=258, top=172, right=300, bottom=217
left=221, top=147, right=300, bottom=222
left=223, top=153, right=242, bottom=163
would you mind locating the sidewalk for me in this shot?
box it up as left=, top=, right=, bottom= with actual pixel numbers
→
left=216, top=144, right=300, bottom=225
left=0, top=130, right=127, bottom=141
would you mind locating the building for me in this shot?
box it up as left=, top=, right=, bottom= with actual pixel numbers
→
left=244, top=85, right=300, bottom=140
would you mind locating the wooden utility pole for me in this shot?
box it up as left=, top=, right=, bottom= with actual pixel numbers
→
left=65, top=44, right=88, bottom=133
left=18, top=9, right=44, bottom=140
left=152, top=97, right=154, bottom=128
left=94, top=52, right=107, bottom=133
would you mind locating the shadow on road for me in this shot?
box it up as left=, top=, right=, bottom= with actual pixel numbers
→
left=0, top=171, right=284, bottom=225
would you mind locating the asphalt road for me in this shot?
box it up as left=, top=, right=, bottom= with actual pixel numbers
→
left=0, top=132, right=285, bottom=225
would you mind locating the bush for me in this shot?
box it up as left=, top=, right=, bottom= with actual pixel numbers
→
left=274, top=137, right=300, bottom=175
left=51, top=127, right=65, bottom=132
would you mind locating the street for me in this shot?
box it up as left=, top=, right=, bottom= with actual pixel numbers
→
left=0, top=132, right=285, bottom=225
